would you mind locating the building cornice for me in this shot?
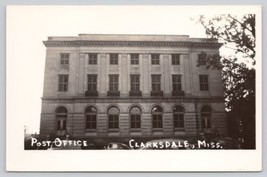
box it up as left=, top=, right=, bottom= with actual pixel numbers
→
left=41, top=96, right=225, bottom=103
left=43, top=40, right=222, bottom=49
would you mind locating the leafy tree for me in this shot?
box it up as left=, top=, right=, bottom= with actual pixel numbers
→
left=196, top=14, right=256, bottom=148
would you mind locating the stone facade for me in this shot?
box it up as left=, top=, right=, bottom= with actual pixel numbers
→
left=40, top=34, right=227, bottom=144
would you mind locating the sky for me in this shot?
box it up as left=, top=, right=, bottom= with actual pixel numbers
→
left=6, top=5, right=258, bottom=134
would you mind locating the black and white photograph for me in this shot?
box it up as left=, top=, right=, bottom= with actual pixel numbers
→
left=6, top=5, right=262, bottom=171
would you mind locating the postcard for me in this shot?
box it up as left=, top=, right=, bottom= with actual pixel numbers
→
left=6, top=5, right=262, bottom=171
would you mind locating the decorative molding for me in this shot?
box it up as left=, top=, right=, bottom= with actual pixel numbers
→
left=43, top=40, right=222, bottom=49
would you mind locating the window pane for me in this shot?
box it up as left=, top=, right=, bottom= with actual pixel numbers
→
left=152, top=75, right=161, bottom=91
left=198, top=52, right=207, bottom=65
left=152, top=114, right=163, bottom=128
left=109, top=75, right=119, bottom=91
left=88, top=53, right=97, bottom=65
left=60, top=53, right=69, bottom=65
left=62, top=120, right=66, bottom=130
left=58, top=75, right=68, bottom=91
left=109, top=115, right=119, bottom=129
left=110, top=54, right=118, bottom=65
left=172, top=54, right=180, bottom=65
left=131, top=54, right=139, bottom=65
left=199, top=75, right=209, bottom=91
left=130, top=75, right=140, bottom=91
left=88, top=75, right=97, bottom=91
left=57, top=120, right=61, bottom=130
left=151, top=54, right=160, bottom=65
left=201, top=106, right=212, bottom=129
left=172, top=75, right=182, bottom=91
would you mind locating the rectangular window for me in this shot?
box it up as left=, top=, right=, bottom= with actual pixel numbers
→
left=152, top=115, right=163, bottom=128
left=110, top=53, right=119, bottom=65
left=172, top=75, right=182, bottom=91
left=198, top=52, right=207, bottom=65
left=130, top=54, right=139, bottom=65
left=86, top=115, right=96, bottom=129
left=109, top=75, right=119, bottom=91
left=58, top=74, right=68, bottom=92
left=60, top=53, right=69, bottom=65
left=88, top=53, right=97, bottom=65
left=131, top=115, right=141, bottom=129
left=199, top=75, right=209, bottom=91
left=151, top=75, right=161, bottom=91
left=172, top=54, right=180, bottom=65
left=174, top=114, right=184, bottom=128
left=130, top=75, right=140, bottom=91
left=87, top=75, right=97, bottom=91
left=109, top=115, right=119, bottom=129
left=151, top=54, right=160, bottom=65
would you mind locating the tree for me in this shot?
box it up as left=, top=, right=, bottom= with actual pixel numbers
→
left=196, top=14, right=256, bottom=148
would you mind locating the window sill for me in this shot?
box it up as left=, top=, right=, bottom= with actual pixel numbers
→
left=85, top=129, right=97, bottom=132
left=174, top=128, right=185, bottom=131
left=152, top=128, right=163, bottom=131
left=172, top=90, right=185, bottom=96
left=108, top=128, right=119, bottom=132
left=59, top=65, right=69, bottom=70
left=150, top=91, right=163, bottom=96
left=129, top=91, right=142, bottom=96
left=85, top=91, right=99, bottom=97
left=107, top=91, right=120, bottom=96
left=130, top=128, right=141, bottom=132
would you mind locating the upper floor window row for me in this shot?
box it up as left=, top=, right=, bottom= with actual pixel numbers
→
left=59, top=53, right=212, bottom=67
left=81, top=53, right=183, bottom=65
left=57, top=74, right=209, bottom=93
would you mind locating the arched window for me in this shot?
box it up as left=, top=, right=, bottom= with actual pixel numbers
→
left=201, top=106, right=212, bottom=129
left=152, top=106, right=163, bottom=128
left=108, top=106, right=119, bottom=129
left=85, top=106, right=97, bottom=129
left=55, top=106, right=68, bottom=131
left=130, top=106, right=141, bottom=129
left=173, top=105, right=185, bottom=128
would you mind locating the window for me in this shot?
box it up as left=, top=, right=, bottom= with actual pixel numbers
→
left=55, top=106, right=68, bottom=131
left=130, top=54, right=139, bottom=65
left=87, top=75, right=97, bottom=91
left=60, top=53, right=69, bottom=65
left=199, top=75, right=209, bottom=91
left=88, top=53, right=97, bottom=65
left=58, top=74, right=68, bottom=92
left=173, top=105, right=185, bottom=128
left=109, top=75, right=119, bottom=91
left=172, top=54, right=180, bottom=65
left=151, top=54, right=160, bottom=65
left=108, top=107, right=119, bottom=129
left=130, top=75, right=140, bottom=91
left=198, top=52, right=207, bottom=65
left=172, top=75, right=182, bottom=91
left=110, top=53, right=118, bottom=65
left=152, top=106, right=163, bottom=128
left=85, top=106, right=97, bottom=129
left=130, top=107, right=141, bottom=129
left=151, top=75, right=161, bottom=91
left=201, top=106, right=212, bottom=129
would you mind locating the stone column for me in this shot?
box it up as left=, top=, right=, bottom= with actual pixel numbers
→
left=163, top=54, right=171, bottom=96
left=141, top=54, right=150, bottom=96
left=77, top=53, right=86, bottom=95
left=99, top=54, right=107, bottom=96
left=182, top=54, right=191, bottom=94
left=121, top=54, right=128, bottom=96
